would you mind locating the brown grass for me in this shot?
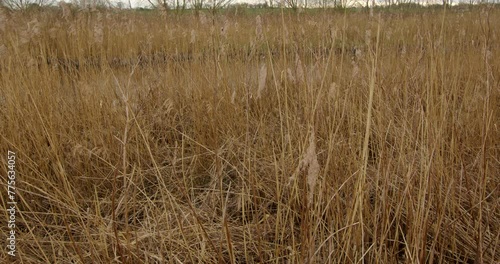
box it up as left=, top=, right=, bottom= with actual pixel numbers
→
left=0, top=6, right=499, bottom=263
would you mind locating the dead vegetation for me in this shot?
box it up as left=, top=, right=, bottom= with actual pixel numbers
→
left=0, top=6, right=499, bottom=263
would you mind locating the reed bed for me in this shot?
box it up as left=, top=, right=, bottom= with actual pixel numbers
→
left=0, top=6, right=499, bottom=263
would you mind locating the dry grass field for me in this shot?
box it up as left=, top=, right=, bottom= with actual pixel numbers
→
left=0, top=5, right=499, bottom=263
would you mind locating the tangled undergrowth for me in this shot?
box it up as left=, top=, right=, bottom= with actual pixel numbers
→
left=0, top=5, right=499, bottom=263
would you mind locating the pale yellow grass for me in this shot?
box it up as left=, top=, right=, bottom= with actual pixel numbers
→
left=0, top=6, right=499, bottom=263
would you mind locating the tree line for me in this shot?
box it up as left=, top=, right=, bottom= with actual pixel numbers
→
left=1, top=0, right=499, bottom=12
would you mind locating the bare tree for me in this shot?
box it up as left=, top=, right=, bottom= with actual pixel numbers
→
left=191, top=0, right=204, bottom=9
left=71, top=0, right=113, bottom=9
left=208, top=0, right=231, bottom=9
left=284, top=0, right=300, bottom=9
left=146, top=0, right=167, bottom=9
left=319, top=0, right=341, bottom=8
left=1, top=0, right=54, bottom=9
left=147, top=0, right=187, bottom=10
